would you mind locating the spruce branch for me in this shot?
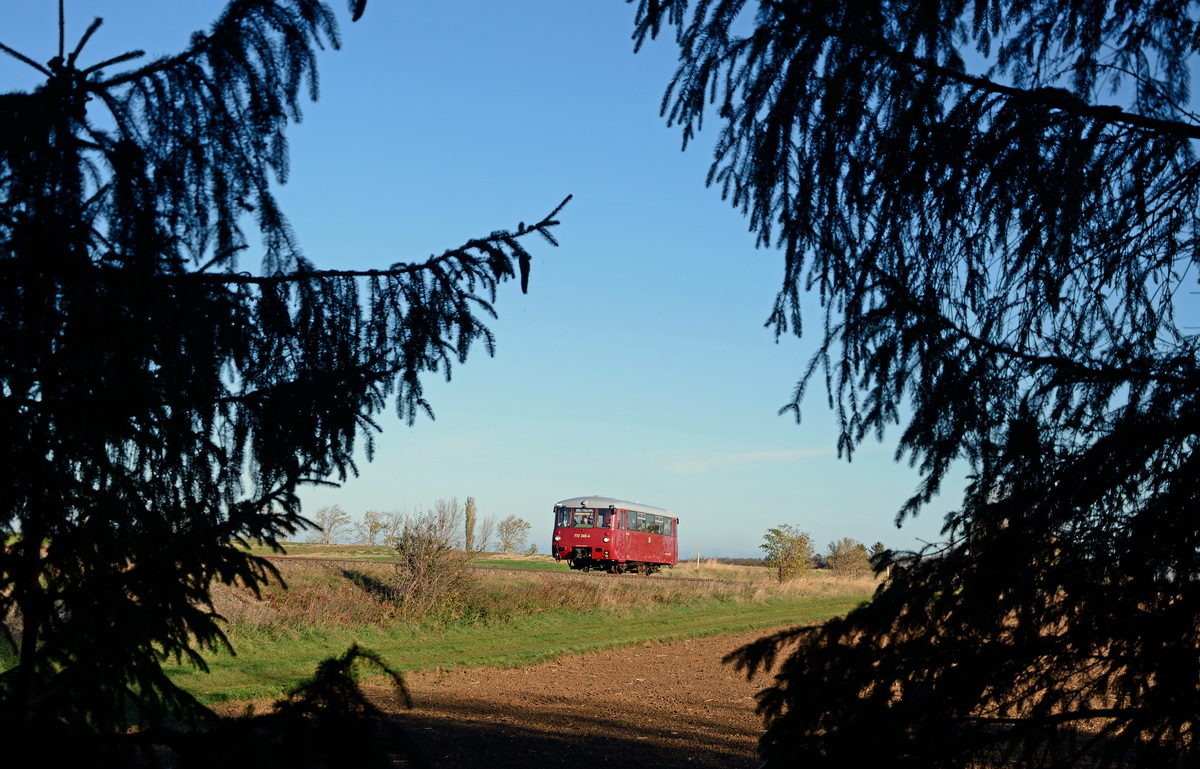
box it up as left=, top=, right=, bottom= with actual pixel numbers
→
left=180, top=195, right=571, bottom=287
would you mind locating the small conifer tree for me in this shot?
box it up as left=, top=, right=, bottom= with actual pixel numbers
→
left=0, top=0, right=565, bottom=751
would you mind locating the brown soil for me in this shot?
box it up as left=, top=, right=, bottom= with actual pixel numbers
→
left=378, top=631, right=777, bottom=768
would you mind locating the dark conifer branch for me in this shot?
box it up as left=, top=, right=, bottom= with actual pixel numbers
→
left=0, top=1, right=563, bottom=756
left=633, top=2, right=1200, bottom=767
left=0, top=42, right=53, bottom=76
left=81, top=49, right=146, bottom=76
left=801, top=19, right=1200, bottom=142
left=67, top=18, right=105, bottom=69
left=182, top=195, right=570, bottom=287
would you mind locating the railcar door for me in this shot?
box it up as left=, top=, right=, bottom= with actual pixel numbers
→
left=662, top=517, right=678, bottom=566
left=650, top=514, right=671, bottom=565
left=627, top=510, right=650, bottom=564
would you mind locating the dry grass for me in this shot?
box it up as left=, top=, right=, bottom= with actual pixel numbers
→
left=208, top=558, right=877, bottom=636
left=671, top=558, right=773, bottom=581
left=211, top=561, right=401, bottom=634
left=673, top=558, right=879, bottom=593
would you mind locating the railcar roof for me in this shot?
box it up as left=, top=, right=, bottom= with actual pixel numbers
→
left=554, top=496, right=674, bottom=517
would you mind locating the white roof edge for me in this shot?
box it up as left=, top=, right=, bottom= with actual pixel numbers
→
left=554, top=496, right=674, bottom=516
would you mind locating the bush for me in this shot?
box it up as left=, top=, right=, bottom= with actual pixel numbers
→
left=761, top=525, right=815, bottom=583
left=392, top=515, right=474, bottom=621
left=825, top=538, right=871, bottom=576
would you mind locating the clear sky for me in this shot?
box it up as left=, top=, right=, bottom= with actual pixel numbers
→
left=1, top=1, right=965, bottom=557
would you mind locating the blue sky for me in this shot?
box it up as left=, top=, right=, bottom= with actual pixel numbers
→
left=1, top=1, right=963, bottom=557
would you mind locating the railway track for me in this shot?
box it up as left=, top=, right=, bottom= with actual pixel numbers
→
left=258, top=555, right=740, bottom=586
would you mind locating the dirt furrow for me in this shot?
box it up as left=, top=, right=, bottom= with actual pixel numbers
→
left=377, top=630, right=778, bottom=768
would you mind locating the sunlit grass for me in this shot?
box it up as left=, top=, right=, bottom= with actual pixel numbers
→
left=178, top=594, right=867, bottom=704
left=179, top=560, right=875, bottom=705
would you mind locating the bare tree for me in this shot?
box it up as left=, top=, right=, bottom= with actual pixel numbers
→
left=381, top=511, right=406, bottom=548
left=431, top=498, right=464, bottom=549
left=475, top=516, right=496, bottom=553
left=309, top=505, right=352, bottom=545
left=354, top=510, right=387, bottom=546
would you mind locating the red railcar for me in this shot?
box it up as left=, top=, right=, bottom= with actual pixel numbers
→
left=551, top=496, right=678, bottom=574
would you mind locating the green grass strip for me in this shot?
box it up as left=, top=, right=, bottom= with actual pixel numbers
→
left=169, top=593, right=867, bottom=704
left=466, top=558, right=571, bottom=571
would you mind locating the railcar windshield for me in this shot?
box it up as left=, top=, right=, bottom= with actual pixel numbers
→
left=555, top=506, right=611, bottom=529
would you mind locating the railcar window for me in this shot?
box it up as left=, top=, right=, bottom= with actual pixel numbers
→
left=556, top=508, right=572, bottom=528
left=596, top=509, right=611, bottom=528
left=647, top=515, right=663, bottom=534
left=573, top=507, right=595, bottom=527
left=663, top=518, right=674, bottom=536
left=633, top=512, right=647, bottom=532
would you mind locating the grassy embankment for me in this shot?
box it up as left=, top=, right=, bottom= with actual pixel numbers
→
left=171, top=547, right=875, bottom=705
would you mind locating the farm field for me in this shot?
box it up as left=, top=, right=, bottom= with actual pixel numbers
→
left=173, top=557, right=875, bottom=708
left=378, top=628, right=781, bottom=768
left=176, top=595, right=862, bottom=704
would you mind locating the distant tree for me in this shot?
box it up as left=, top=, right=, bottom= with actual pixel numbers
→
left=380, top=511, right=406, bottom=548
left=309, top=505, right=352, bottom=545
left=475, top=515, right=497, bottom=553
left=464, top=496, right=478, bottom=552
left=354, top=510, right=387, bottom=546
left=0, top=0, right=565, bottom=753
left=432, top=497, right=464, bottom=549
left=760, top=525, right=813, bottom=583
left=496, top=515, right=531, bottom=554
left=824, top=538, right=870, bottom=577
left=632, top=1, right=1200, bottom=766
left=867, top=541, right=891, bottom=573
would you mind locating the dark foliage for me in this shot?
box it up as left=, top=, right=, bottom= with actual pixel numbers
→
left=0, top=0, right=565, bottom=755
left=631, top=1, right=1200, bottom=766
left=11, top=644, right=427, bottom=768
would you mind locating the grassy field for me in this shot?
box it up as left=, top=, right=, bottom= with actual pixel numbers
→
left=172, top=596, right=863, bottom=704
left=467, top=553, right=573, bottom=571
left=245, top=541, right=400, bottom=561
left=172, top=558, right=876, bottom=705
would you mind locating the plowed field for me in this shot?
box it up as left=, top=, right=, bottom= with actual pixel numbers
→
left=381, top=630, right=778, bottom=768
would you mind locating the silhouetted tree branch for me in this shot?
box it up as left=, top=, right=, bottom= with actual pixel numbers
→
left=633, top=1, right=1200, bottom=766
left=0, top=0, right=565, bottom=760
